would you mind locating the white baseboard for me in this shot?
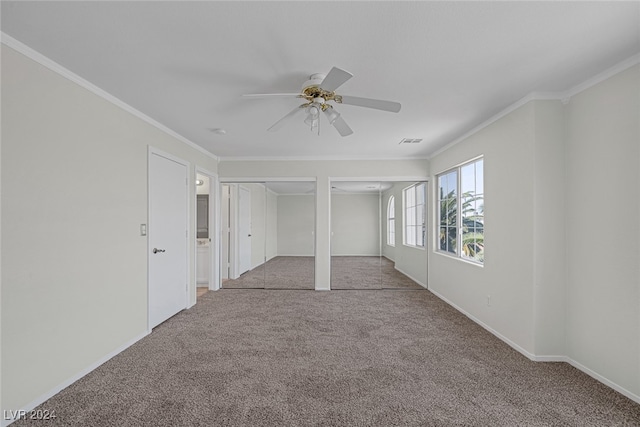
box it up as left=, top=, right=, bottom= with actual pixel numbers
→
left=428, top=288, right=640, bottom=405
left=530, top=355, right=566, bottom=362
left=2, top=330, right=150, bottom=427
left=394, top=266, right=427, bottom=288
left=566, top=358, right=640, bottom=405
left=428, top=288, right=541, bottom=361
left=330, top=254, right=381, bottom=257
left=276, top=254, right=314, bottom=257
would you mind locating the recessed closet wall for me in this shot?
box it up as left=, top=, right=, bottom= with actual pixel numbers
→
left=330, top=181, right=428, bottom=290
left=217, top=159, right=431, bottom=290
left=220, top=181, right=315, bottom=289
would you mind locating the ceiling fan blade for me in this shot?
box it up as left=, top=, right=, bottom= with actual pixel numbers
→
left=331, top=115, right=354, bottom=137
left=242, top=93, right=302, bottom=99
left=319, top=67, right=353, bottom=92
left=267, top=105, right=305, bottom=132
left=338, top=95, right=401, bottom=113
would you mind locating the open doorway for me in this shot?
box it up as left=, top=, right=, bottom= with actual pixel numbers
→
left=195, top=172, right=215, bottom=299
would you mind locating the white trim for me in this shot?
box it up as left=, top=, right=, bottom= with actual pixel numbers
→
left=433, top=154, right=485, bottom=178
left=331, top=176, right=429, bottom=183
left=332, top=191, right=385, bottom=196
left=387, top=195, right=396, bottom=247
left=275, top=192, right=315, bottom=197
left=219, top=155, right=430, bottom=162
left=428, top=93, right=550, bottom=159
left=195, top=167, right=220, bottom=292
left=566, top=358, right=640, bottom=405
left=563, top=52, right=640, bottom=99
left=275, top=253, right=315, bottom=257
left=331, top=253, right=383, bottom=257
left=4, top=30, right=636, bottom=166
left=1, top=32, right=218, bottom=162
left=394, top=266, right=427, bottom=289
left=432, top=250, right=485, bottom=268
left=147, top=147, right=191, bottom=327
left=1, top=331, right=149, bottom=427
left=266, top=187, right=279, bottom=197
left=427, top=288, right=640, bottom=405
left=382, top=254, right=396, bottom=263
left=532, top=355, right=567, bottom=362
left=429, top=288, right=538, bottom=360
left=219, top=177, right=316, bottom=183
left=428, top=53, right=640, bottom=160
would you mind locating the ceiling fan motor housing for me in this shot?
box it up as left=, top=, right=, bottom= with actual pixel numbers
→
left=301, top=73, right=326, bottom=91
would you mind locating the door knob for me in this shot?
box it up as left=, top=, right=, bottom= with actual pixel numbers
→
left=153, top=248, right=166, bottom=254
left=248, top=234, right=252, bottom=237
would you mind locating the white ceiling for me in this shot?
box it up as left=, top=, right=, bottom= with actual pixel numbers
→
left=2, top=1, right=639, bottom=160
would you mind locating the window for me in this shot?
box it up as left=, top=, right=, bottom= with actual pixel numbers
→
left=387, top=196, right=395, bottom=246
left=403, top=183, right=426, bottom=248
left=437, top=158, right=484, bottom=263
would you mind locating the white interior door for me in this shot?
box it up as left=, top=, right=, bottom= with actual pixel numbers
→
left=238, top=186, right=252, bottom=275
left=221, top=184, right=230, bottom=280
left=149, top=151, right=188, bottom=329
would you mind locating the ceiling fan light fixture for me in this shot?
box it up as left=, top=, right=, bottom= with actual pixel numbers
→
left=246, top=66, right=399, bottom=137
left=307, top=105, right=320, bottom=117
left=323, top=107, right=340, bottom=125
left=304, top=104, right=322, bottom=128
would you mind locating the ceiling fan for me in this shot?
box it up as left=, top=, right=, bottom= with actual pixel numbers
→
left=243, top=67, right=401, bottom=137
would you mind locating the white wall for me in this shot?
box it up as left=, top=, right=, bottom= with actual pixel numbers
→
left=429, top=101, right=540, bottom=356
left=429, top=63, right=640, bottom=401
left=266, top=189, right=278, bottom=261
left=331, top=193, right=380, bottom=256
left=386, top=183, right=429, bottom=287
left=1, top=44, right=218, bottom=415
left=565, top=65, right=639, bottom=398
left=277, top=195, right=315, bottom=256
left=219, top=160, right=430, bottom=290
left=532, top=101, right=566, bottom=356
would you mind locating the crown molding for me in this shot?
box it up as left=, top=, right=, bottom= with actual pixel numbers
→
left=563, top=52, right=640, bottom=100
left=1, top=32, right=219, bottom=162
left=218, top=155, right=430, bottom=162
left=428, top=52, right=640, bottom=160
left=427, top=92, right=553, bottom=159
left=5, top=30, right=636, bottom=165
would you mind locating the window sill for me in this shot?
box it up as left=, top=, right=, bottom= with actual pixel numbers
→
left=403, top=244, right=426, bottom=251
left=433, top=250, right=484, bottom=268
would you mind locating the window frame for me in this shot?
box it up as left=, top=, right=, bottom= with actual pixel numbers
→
left=436, top=157, right=484, bottom=265
left=402, top=182, right=426, bottom=249
left=387, top=195, right=395, bottom=247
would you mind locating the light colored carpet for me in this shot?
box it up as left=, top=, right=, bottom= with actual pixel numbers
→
left=223, top=256, right=315, bottom=289
left=332, top=256, right=424, bottom=290
left=224, top=256, right=423, bottom=290
left=14, top=289, right=640, bottom=426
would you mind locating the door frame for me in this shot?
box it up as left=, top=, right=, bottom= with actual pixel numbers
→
left=195, top=166, right=220, bottom=292
left=147, top=146, right=191, bottom=331
left=329, top=176, right=430, bottom=290
left=219, top=177, right=317, bottom=286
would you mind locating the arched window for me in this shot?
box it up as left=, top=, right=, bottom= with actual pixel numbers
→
left=403, top=183, right=426, bottom=248
left=387, top=196, right=395, bottom=246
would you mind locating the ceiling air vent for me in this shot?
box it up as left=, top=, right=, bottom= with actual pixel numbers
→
left=399, top=138, right=423, bottom=144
